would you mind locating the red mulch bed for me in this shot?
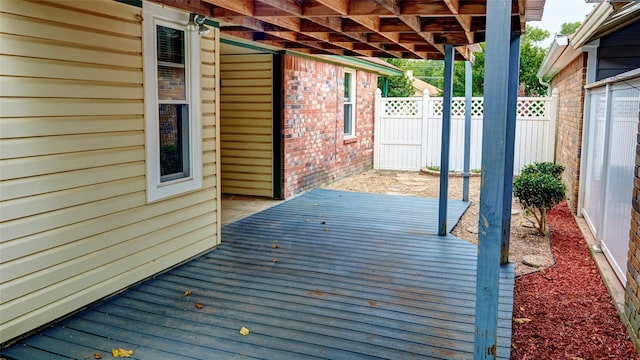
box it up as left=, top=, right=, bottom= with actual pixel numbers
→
left=511, top=202, right=639, bottom=360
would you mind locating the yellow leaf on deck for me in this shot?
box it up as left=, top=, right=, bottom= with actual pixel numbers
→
left=240, top=326, right=250, bottom=336
left=94, top=352, right=103, bottom=359
left=111, top=348, right=133, bottom=357
left=514, top=318, right=532, bottom=324
left=183, top=290, right=191, bottom=297
left=272, top=244, right=279, bottom=249
left=195, top=303, right=203, bottom=309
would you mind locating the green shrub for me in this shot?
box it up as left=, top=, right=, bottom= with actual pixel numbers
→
left=520, top=162, right=564, bottom=179
left=513, top=164, right=566, bottom=235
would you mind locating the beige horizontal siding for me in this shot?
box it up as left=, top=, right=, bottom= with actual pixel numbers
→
left=0, top=34, right=143, bottom=69
left=220, top=53, right=274, bottom=197
left=0, top=0, right=220, bottom=344
left=0, top=147, right=145, bottom=181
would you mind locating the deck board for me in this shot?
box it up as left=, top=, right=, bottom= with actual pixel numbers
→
left=1, top=189, right=515, bottom=360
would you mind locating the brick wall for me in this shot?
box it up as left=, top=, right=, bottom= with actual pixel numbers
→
left=626, top=110, right=640, bottom=342
left=281, top=55, right=376, bottom=198
left=551, top=54, right=587, bottom=213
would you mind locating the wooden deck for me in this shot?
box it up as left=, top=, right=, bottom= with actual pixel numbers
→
left=1, top=189, right=515, bottom=360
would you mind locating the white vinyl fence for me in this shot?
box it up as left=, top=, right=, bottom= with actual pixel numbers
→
left=373, top=90, right=557, bottom=174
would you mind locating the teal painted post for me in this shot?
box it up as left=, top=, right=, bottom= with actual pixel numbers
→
left=501, top=33, right=521, bottom=263
left=473, top=0, right=512, bottom=358
left=383, top=77, right=389, bottom=97
left=463, top=61, right=472, bottom=202
left=438, top=44, right=455, bottom=236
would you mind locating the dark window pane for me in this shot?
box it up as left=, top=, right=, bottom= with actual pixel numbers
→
left=344, top=103, right=352, bottom=134
left=159, top=104, right=190, bottom=181
left=344, top=73, right=351, bottom=101
left=157, top=25, right=186, bottom=100
left=157, top=25, right=184, bottom=64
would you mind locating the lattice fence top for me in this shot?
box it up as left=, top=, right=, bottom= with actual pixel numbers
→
left=382, top=98, right=421, bottom=116
left=516, top=98, right=548, bottom=118
left=430, top=98, right=484, bottom=117
left=383, top=96, right=549, bottom=118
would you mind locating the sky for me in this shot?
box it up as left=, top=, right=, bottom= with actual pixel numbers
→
left=527, top=0, right=597, bottom=46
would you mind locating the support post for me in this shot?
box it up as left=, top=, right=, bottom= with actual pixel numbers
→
left=473, top=0, right=512, bottom=358
left=374, top=88, right=383, bottom=169
left=463, top=61, right=472, bottom=202
left=501, top=33, right=521, bottom=264
left=383, top=77, right=389, bottom=97
left=421, top=92, right=430, bottom=169
left=438, top=44, right=455, bottom=236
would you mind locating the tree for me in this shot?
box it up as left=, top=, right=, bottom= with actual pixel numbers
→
left=451, top=27, right=550, bottom=96
left=377, top=59, right=418, bottom=97
left=518, top=26, right=550, bottom=96
left=453, top=43, right=485, bottom=96
left=560, top=21, right=581, bottom=35
left=383, top=26, right=551, bottom=97
left=513, top=162, right=566, bottom=235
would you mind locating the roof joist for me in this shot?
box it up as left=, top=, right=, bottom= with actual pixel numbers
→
left=197, top=0, right=540, bottom=61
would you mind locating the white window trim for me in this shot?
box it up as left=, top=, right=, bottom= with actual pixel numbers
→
left=143, top=2, right=202, bottom=203
left=344, top=68, right=356, bottom=138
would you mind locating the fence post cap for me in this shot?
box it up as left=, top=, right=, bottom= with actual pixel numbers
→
left=375, top=88, right=382, bottom=96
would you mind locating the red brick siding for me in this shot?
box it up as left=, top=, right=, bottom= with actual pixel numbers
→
left=551, top=54, right=587, bottom=213
left=626, top=110, right=640, bottom=341
left=281, top=55, right=376, bottom=198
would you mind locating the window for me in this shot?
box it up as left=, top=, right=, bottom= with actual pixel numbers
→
left=144, top=2, right=202, bottom=202
left=343, top=69, right=356, bottom=137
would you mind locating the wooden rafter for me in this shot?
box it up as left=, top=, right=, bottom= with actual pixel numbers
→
left=196, top=0, right=540, bottom=60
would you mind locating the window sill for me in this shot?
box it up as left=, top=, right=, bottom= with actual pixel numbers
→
left=343, top=136, right=357, bottom=144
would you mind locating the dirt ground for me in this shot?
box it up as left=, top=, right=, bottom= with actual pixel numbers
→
left=323, top=169, right=554, bottom=276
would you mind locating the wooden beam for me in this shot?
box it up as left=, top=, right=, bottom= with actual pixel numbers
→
left=350, top=15, right=381, bottom=32
left=462, top=60, right=472, bottom=202
left=314, top=0, right=349, bottom=15
left=421, top=17, right=466, bottom=32
left=474, top=0, right=512, bottom=358
left=502, top=32, right=521, bottom=265
left=438, top=43, right=455, bottom=236
left=264, top=31, right=297, bottom=41
left=371, top=0, right=401, bottom=15
left=257, top=0, right=303, bottom=16
left=256, top=15, right=302, bottom=32
left=203, top=0, right=254, bottom=16
left=443, top=0, right=460, bottom=14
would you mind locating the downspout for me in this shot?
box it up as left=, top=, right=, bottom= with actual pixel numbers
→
left=539, top=77, right=551, bottom=95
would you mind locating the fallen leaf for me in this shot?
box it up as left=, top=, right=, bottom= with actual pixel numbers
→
left=271, top=259, right=279, bottom=263
left=519, top=306, right=525, bottom=312
left=183, top=290, right=191, bottom=297
left=195, top=303, right=203, bottom=309
left=323, top=227, right=329, bottom=231
left=111, top=348, right=133, bottom=358
left=514, top=318, right=532, bottom=324
left=94, top=353, right=103, bottom=359
left=272, top=244, right=279, bottom=249
left=240, top=326, right=250, bottom=336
